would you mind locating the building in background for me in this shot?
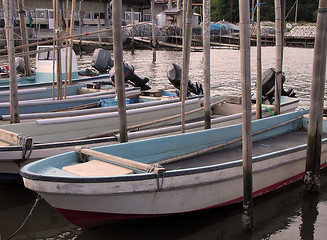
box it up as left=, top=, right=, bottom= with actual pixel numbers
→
left=0, top=0, right=176, bottom=29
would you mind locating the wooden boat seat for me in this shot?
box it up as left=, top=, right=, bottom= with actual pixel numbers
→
left=0, top=140, right=10, bottom=146
left=62, top=160, right=134, bottom=176
left=74, top=147, right=165, bottom=174
left=0, top=128, right=32, bottom=147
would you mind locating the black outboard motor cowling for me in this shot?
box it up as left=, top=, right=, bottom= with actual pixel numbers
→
left=167, top=63, right=203, bottom=96
left=109, top=62, right=151, bottom=90
left=15, top=57, right=25, bottom=75
left=91, top=48, right=114, bottom=73
left=260, top=67, right=295, bottom=103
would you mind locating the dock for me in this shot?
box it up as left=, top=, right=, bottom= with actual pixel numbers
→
left=132, top=36, right=239, bottom=51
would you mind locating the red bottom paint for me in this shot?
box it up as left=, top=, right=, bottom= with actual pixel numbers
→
left=55, top=208, right=168, bottom=228
left=54, top=166, right=327, bottom=228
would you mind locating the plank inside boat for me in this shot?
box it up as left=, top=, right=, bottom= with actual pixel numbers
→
left=62, top=160, right=134, bottom=176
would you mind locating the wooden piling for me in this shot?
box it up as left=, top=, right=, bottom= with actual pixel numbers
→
left=55, top=0, right=62, bottom=100
left=256, top=0, right=262, bottom=119
left=112, top=0, right=128, bottom=143
left=17, top=0, right=32, bottom=77
left=304, top=0, right=327, bottom=192
left=64, top=0, right=69, bottom=99
left=3, top=0, right=20, bottom=123
left=203, top=0, right=211, bottom=129
left=97, top=16, right=102, bottom=47
left=78, top=0, right=83, bottom=56
left=68, top=0, right=76, bottom=86
left=151, top=0, right=156, bottom=62
left=52, top=0, right=56, bottom=100
left=274, top=0, right=283, bottom=115
left=131, top=8, right=135, bottom=54
left=239, top=0, right=253, bottom=231
left=180, top=0, right=193, bottom=133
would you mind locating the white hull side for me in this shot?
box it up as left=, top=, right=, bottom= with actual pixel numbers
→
left=23, top=143, right=327, bottom=215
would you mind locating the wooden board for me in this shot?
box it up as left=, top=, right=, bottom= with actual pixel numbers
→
left=0, top=140, right=10, bottom=146
left=62, top=160, right=133, bottom=176
left=0, top=128, right=19, bottom=145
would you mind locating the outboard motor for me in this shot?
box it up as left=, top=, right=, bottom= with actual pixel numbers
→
left=260, top=68, right=295, bottom=103
left=15, top=57, right=25, bottom=75
left=109, top=62, right=151, bottom=90
left=167, top=63, right=203, bottom=96
left=91, top=48, right=114, bottom=73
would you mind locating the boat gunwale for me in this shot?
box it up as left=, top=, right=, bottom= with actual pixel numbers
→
left=0, top=73, right=109, bottom=91
left=0, top=135, right=118, bottom=152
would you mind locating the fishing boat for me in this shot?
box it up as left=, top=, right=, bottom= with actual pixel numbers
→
left=0, top=47, right=111, bottom=90
left=0, top=49, right=144, bottom=90
left=0, top=90, right=180, bottom=121
left=21, top=109, right=326, bottom=228
left=0, top=47, right=148, bottom=91
left=0, top=95, right=299, bottom=182
left=0, top=87, right=141, bottom=115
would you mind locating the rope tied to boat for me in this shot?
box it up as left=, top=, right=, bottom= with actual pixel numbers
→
left=262, top=106, right=274, bottom=116
left=7, top=195, right=43, bottom=240
left=146, top=163, right=165, bottom=191
left=146, top=163, right=164, bottom=173
left=16, top=133, right=33, bottom=166
left=76, top=147, right=89, bottom=163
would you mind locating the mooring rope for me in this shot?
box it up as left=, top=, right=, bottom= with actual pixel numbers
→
left=7, top=195, right=42, bottom=240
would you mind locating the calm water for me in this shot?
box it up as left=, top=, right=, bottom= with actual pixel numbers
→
left=75, top=47, right=315, bottom=109
left=1, top=47, right=327, bottom=240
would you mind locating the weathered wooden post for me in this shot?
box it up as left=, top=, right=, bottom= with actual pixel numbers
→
left=68, top=0, right=76, bottom=86
left=304, top=0, right=327, bottom=192
left=55, top=0, right=62, bottom=100
left=151, top=0, right=157, bottom=62
left=112, top=0, right=128, bottom=143
left=295, top=0, right=299, bottom=23
left=180, top=0, right=192, bottom=133
left=256, top=0, right=262, bottom=119
left=203, top=0, right=211, bottom=129
left=78, top=0, right=83, bottom=56
left=17, top=0, right=32, bottom=77
left=239, top=0, right=253, bottom=231
left=64, top=0, right=69, bottom=99
left=274, top=0, right=283, bottom=115
left=3, top=0, right=20, bottom=123
left=131, top=8, right=135, bottom=54
left=52, top=0, right=57, bottom=100
left=97, top=16, right=102, bottom=47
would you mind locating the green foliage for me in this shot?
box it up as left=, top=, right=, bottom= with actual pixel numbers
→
left=210, top=0, right=319, bottom=23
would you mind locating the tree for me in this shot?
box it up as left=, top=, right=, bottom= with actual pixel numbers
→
left=210, top=0, right=319, bottom=23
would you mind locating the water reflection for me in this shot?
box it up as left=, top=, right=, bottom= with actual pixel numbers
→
left=76, top=47, right=315, bottom=109
left=300, top=192, right=319, bottom=240
left=0, top=183, right=78, bottom=240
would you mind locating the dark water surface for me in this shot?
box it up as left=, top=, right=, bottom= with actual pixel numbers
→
left=1, top=47, right=327, bottom=240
